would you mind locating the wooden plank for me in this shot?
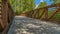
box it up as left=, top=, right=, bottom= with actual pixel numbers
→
left=6, top=0, right=8, bottom=24
left=1, top=0, right=5, bottom=29
left=1, top=0, right=8, bottom=28
left=45, top=8, right=48, bottom=19
left=32, top=11, right=37, bottom=18
left=39, top=9, right=45, bottom=19
left=31, top=10, right=34, bottom=18
left=35, top=10, right=39, bottom=19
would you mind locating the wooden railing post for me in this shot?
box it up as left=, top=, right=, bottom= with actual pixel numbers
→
left=2, top=0, right=8, bottom=28
left=34, top=9, right=39, bottom=19
left=32, top=10, right=34, bottom=18
left=45, top=8, right=48, bottom=20
left=31, top=10, right=34, bottom=18
left=39, top=9, right=45, bottom=19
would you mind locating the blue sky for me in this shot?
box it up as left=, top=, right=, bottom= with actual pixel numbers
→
left=35, top=0, right=42, bottom=5
left=35, top=0, right=53, bottom=5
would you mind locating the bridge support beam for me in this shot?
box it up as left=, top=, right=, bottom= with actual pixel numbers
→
left=2, top=0, right=8, bottom=28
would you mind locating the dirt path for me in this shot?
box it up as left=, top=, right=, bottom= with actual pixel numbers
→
left=7, top=16, right=60, bottom=34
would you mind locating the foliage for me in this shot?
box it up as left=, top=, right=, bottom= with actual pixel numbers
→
left=38, top=2, right=47, bottom=8
left=9, top=0, right=35, bottom=15
left=50, top=0, right=60, bottom=4
left=38, top=1, right=60, bottom=20
left=0, top=0, right=1, bottom=2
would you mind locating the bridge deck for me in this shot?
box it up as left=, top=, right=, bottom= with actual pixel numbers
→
left=7, top=16, right=60, bottom=34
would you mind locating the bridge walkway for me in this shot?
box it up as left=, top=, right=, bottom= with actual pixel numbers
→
left=7, top=16, right=60, bottom=34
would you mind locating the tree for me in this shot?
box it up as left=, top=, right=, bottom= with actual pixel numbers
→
left=9, top=0, right=35, bottom=15
left=38, top=2, right=47, bottom=8
left=50, top=0, right=60, bottom=4
left=19, top=0, right=35, bottom=12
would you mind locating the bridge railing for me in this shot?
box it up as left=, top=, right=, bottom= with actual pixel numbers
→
left=8, top=3, right=14, bottom=23
left=24, top=3, right=60, bottom=21
left=0, top=0, right=14, bottom=34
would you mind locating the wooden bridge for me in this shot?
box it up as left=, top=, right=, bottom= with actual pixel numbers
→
left=0, top=0, right=60, bottom=34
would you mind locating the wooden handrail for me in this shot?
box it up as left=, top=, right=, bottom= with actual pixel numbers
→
left=2, top=3, right=14, bottom=34
left=24, top=3, right=60, bottom=20
left=48, top=8, right=60, bottom=19
left=0, top=0, right=14, bottom=34
left=27, top=3, right=60, bottom=12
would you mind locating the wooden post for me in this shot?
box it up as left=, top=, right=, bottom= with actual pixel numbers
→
left=35, top=9, right=39, bottom=19
left=32, top=11, right=35, bottom=18
left=2, top=0, right=8, bottom=28
left=0, top=0, right=4, bottom=29
left=31, top=11, right=33, bottom=18
left=6, top=0, right=8, bottom=23
left=39, top=9, right=45, bottom=19
left=45, top=8, right=48, bottom=20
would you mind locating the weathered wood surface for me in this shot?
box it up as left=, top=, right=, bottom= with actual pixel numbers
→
left=0, top=0, right=14, bottom=33
left=25, top=3, right=60, bottom=20
left=8, top=16, right=60, bottom=34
